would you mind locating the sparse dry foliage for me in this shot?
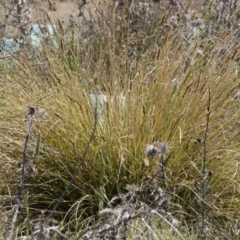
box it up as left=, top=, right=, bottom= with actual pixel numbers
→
left=0, top=0, right=240, bottom=239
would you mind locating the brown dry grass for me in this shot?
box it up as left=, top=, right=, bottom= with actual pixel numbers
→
left=1, top=0, right=240, bottom=239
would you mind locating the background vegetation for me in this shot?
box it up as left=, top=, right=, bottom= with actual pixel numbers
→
left=0, top=0, right=240, bottom=239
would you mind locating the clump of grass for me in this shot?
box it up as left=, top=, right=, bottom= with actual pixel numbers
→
left=1, top=0, right=240, bottom=239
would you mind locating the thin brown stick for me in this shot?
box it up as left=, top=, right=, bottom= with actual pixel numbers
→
left=7, top=107, right=35, bottom=240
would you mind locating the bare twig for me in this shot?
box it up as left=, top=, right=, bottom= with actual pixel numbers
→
left=7, top=106, right=35, bottom=240
left=201, top=88, right=211, bottom=239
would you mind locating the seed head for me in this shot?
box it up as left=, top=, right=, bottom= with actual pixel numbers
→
left=145, top=142, right=169, bottom=158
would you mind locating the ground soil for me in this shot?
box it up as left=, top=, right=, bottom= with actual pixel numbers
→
left=0, top=0, right=115, bottom=35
